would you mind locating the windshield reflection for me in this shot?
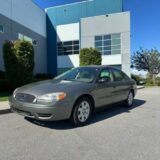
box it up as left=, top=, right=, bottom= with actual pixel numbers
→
left=54, top=67, right=99, bottom=83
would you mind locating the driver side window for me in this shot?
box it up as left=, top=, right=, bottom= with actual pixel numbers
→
left=99, top=69, right=113, bottom=82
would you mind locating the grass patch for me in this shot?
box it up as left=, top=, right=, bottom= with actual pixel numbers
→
left=0, top=92, right=11, bottom=102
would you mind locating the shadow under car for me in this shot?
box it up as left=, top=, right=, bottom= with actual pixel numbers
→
left=24, top=99, right=146, bottom=130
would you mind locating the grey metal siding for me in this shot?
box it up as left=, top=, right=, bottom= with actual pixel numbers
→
left=46, top=0, right=123, bottom=76
left=0, top=14, right=47, bottom=73
left=80, top=12, right=131, bottom=76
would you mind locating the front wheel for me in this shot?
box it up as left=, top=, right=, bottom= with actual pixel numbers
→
left=71, top=97, right=92, bottom=126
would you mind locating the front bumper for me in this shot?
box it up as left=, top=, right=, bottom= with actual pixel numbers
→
left=9, top=96, right=73, bottom=121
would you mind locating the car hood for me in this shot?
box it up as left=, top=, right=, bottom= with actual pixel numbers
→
left=16, top=80, right=92, bottom=97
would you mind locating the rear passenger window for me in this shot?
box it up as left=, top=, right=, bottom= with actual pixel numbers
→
left=99, top=69, right=113, bottom=82
left=122, top=72, right=130, bottom=80
left=112, top=69, right=125, bottom=82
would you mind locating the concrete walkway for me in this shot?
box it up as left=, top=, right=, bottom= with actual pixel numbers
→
left=137, top=85, right=145, bottom=89
left=0, top=101, right=10, bottom=114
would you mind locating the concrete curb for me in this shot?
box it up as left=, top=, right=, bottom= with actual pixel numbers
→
left=0, top=109, right=11, bottom=115
left=0, top=101, right=11, bottom=115
left=137, top=86, right=145, bottom=90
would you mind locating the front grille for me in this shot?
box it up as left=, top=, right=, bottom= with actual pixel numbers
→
left=15, top=93, right=36, bottom=103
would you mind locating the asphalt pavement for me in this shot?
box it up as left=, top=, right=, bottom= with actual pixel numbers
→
left=0, top=87, right=160, bottom=160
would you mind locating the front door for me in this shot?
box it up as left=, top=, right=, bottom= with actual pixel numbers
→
left=93, top=68, right=116, bottom=108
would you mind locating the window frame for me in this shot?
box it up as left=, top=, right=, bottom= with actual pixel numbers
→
left=94, top=33, right=121, bottom=55
left=0, top=25, right=4, bottom=33
left=18, top=33, right=36, bottom=45
left=57, top=40, right=80, bottom=56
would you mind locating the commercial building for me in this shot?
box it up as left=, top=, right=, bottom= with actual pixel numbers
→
left=0, top=0, right=131, bottom=76
left=0, top=0, right=47, bottom=73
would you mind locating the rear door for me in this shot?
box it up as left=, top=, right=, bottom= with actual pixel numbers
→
left=111, top=68, right=130, bottom=102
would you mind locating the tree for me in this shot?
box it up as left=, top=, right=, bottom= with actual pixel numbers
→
left=132, top=48, right=160, bottom=83
left=80, top=48, right=102, bottom=66
left=3, top=40, right=34, bottom=88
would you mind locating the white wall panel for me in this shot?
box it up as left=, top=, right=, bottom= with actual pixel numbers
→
left=57, top=54, right=121, bottom=68
left=102, top=55, right=121, bottom=65
left=0, top=0, right=46, bottom=37
left=81, top=12, right=131, bottom=76
left=58, top=55, right=79, bottom=68
left=81, top=12, right=130, bottom=37
left=57, top=23, right=79, bottom=42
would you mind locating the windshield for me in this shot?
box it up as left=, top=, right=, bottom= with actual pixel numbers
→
left=54, top=67, right=99, bottom=83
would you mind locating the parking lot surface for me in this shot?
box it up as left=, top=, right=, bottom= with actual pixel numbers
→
left=0, top=87, right=160, bottom=160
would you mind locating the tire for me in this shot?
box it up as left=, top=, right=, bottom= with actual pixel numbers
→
left=125, top=91, right=134, bottom=107
left=71, top=97, right=93, bottom=126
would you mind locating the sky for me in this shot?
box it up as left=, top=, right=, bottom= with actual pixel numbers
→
left=34, top=0, right=160, bottom=54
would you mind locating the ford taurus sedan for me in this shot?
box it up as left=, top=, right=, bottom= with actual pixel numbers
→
left=9, top=66, right=137, bottom=126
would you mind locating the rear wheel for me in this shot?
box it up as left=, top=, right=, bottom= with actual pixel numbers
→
left=125, top=91, right=134, bottom=107
left=71, top=97, right=92, bottom=126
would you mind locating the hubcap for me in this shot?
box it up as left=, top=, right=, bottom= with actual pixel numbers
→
left=128, top=92, right=133, bottom=106
left=77, top=101, right=90, bottom=122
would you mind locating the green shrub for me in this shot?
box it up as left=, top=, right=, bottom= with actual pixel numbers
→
left=0, top=79, right=12, bottom=92
left=145, top=77, right=154, bottom=86
left=3, top=40, right=34, bottom=88
left=156, top=77, right=160, bottom=86
left=157, top=81, right=160, bottom=86
left=0, top=70, right=5, bottom=79
left=144, top=75, right=160, bottom=86
left=80, top=48, right=102, bottom=66
left=156, top=77, right=160, bottom=81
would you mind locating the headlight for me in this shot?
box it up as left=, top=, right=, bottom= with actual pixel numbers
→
left=36, top=92, right=66, bottom=104
left=13, top=88, right=19, bottom=98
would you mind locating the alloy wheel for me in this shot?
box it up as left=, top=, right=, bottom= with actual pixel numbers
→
left=77, top=101, right=90, bottom=123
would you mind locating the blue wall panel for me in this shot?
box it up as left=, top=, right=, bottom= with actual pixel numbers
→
left=46, top=15, right=57, bottom=76
left=46, top=0, right=123, bottom=76
left=86, top=2, right=95, bottom=17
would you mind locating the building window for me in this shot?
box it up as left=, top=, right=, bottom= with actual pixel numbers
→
left=18, top=33, right=37, bottom=45
left=57, top=40, right=79, bottom=56
left=95, top=33, right=121, bottom=55
left=0, top=25, right=4, bottom=33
